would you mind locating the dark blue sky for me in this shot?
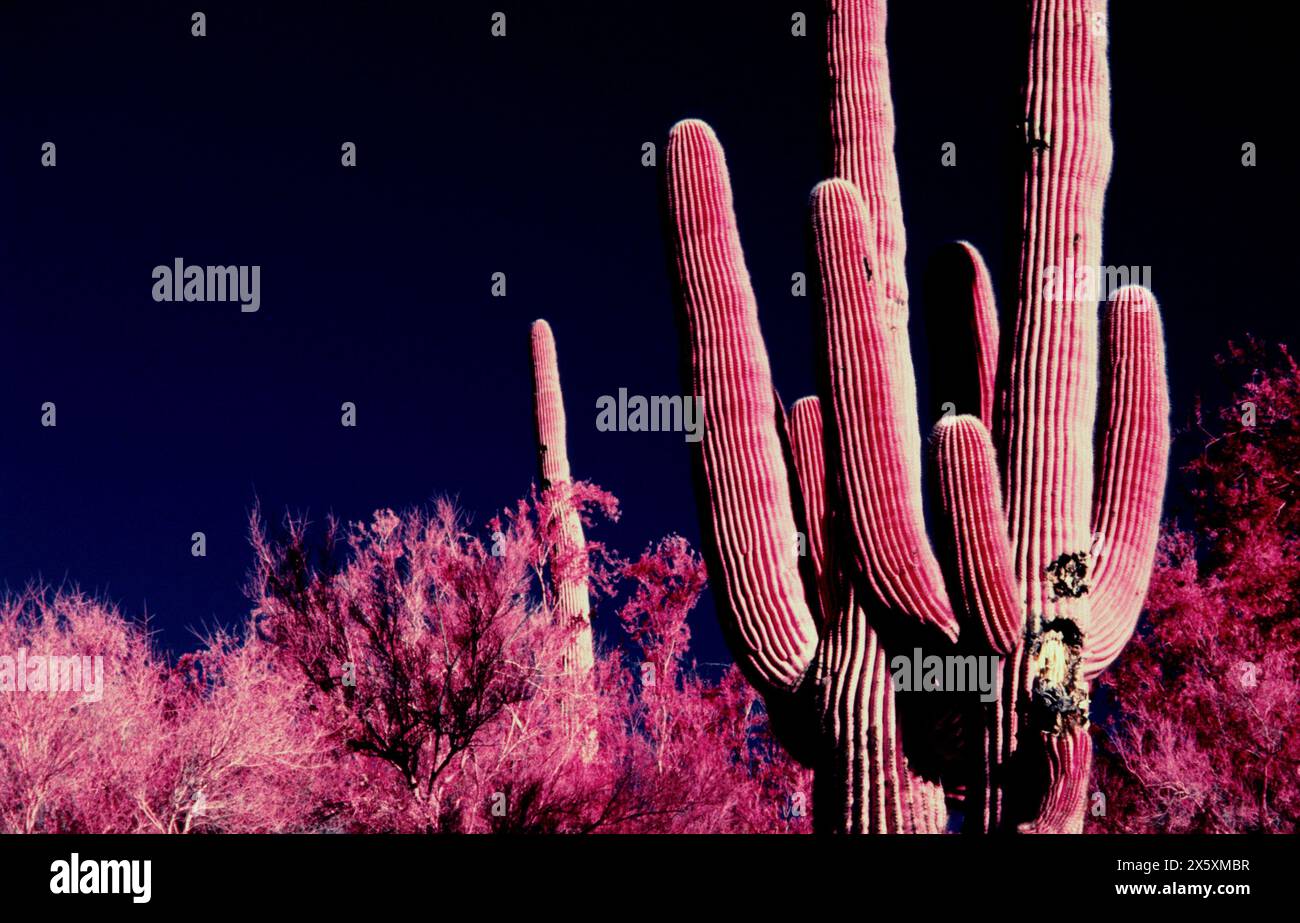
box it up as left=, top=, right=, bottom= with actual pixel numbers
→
left=1, top=1, right=1290, bottom=660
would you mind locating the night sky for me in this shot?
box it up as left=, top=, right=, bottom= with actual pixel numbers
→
left=1, top=1, right=1290, bottom=661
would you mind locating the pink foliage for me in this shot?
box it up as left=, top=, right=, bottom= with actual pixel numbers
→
left=245, top=489, right=810, bottom=832
left=0, top=485, right=809, bottom=833
left=0, top=588, right=328, bottom=833
left=1092, top=340, right=1300, bottom=833
left=606, top=536, right=811, bottom=832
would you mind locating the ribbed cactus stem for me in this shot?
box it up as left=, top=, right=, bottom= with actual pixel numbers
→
left=996, top=1, right=1133, bottom=833
left=923, top=242, right=1000, bottom=431
left=529, top=319, right=594, bottom=681
left=932, top=416, right=1023, bottom=654
left=665, top=119, right=819, bottom=695
left=1085, top=286, right=1169, bottom=678
left=821, top=0, right=959, bottom=639
left=811, top=178, right=958, bottom=638
left=812, top=592, right=946, bottom=833
left=828, top=0, right=906, bottom=306
left=1002, top=0, right=1112, bottom=626
left=790, top=396, right=945, bottom=832
left=1018, top=725, right=1092, bottom=834
left=787, top=397, right=833, bottom=626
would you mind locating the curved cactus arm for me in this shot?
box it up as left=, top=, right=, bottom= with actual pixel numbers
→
left=1084, top=286, right=1170, bottom=678
left=923, top=242, right=1000, bottom=432
left=664, top=119, right=819, bottom=694
left=810, top=178, right=958, bottom=639
left=787, top=397, right=834, bottom=627
left=823, top=1, right=957, bottom=636
left=931, top=416, right=1024, bottom=654
left=529, top=319, right=594, bottom=677
left=1002, top=0, right=1113, bottom=624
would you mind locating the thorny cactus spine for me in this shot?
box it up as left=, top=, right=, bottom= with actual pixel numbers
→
left=529, top=319, right=595, bottom=680
left=663, top=0, right=1169, bottom=833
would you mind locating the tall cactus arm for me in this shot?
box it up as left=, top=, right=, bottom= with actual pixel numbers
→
left=821, top=1, right=958, bottom=634
left=1084, top=286, right=1169, bottom=678
left=787, top=397, right=834, bottom=628
left=1001, top=0, right=1113, bottom=623
left=931, top=416, right=1024, bottom=654
left=828, top=0, right=906, bottom=307
left=810, top=178, right=958, bottom=639
left=923, top=242, right=1000, bottom=432
left=664, top=120, right=819, bottom=694
left=529, top=319, right=594, bottom=677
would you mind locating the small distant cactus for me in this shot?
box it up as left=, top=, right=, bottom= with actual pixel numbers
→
left=662, top=0, right=1169, bottom=832
left=529, top=319, right=595, bottom=680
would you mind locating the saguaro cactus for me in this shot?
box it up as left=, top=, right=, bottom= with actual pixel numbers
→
left=662, top=0, right=1169, bottom=832
left=529, top=319, right=595, bottom=680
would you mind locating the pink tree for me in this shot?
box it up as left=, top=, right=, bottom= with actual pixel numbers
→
left=248, top=500, right=585, bottom=830
left=245, top=484, right=808, bottom=833
left=0, top=588, right=329, bottom=833
left=0, top=588, right=164, bottom=833
left=607, top=536, right=812, bottom=832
